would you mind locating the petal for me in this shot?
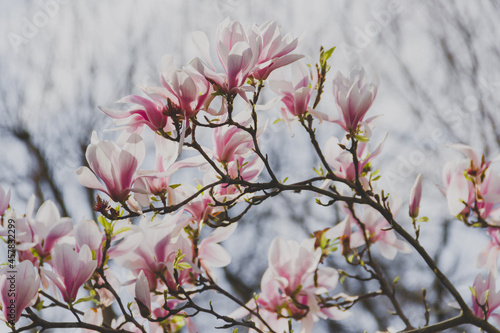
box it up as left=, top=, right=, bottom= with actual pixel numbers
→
left=76, top=167, right=109, bottom=195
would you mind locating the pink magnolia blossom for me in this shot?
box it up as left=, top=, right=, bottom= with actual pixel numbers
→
left=442, top=160, right=475, bottom=217
left=192, top=18, right=261, bottom=94
left=139, top=136, right=179, bottom=197
left=75, top=219, right=105, bottom=267
left=215, top=155, right=264, bottom=199
left=336, top=202, right=411, bottom=260
left=471, top=272, right=500, bottom=325
left=0, top=260, right=40, bottom=324
left=331, top=67, right=378, bottom=133
left=183, top=191, right=219, bottom=226
left=213, top=119, right=254, bottom=163
left=234, top=238, right=348, bottom=332
left=409, top=173, right=423, bottom=218
left=42, top=244, right=97, bottom=302
left=328, top=201, right=411, bottom=260
left=111, top=213, right=198, bottom=291
left=441, top=145, right=500, bottom=219
left=448, top=144, right=490, bottom=181
left=0, top=186, right=10, bottom=215
left=81, top=308, right=103, bottom=333
left=355, top=207, right=412, bottom=260
left=249, top=21, right=303, bottom=80
left=13, top=196, right=73, bottom=262
left=477, top=228, right=500, bottom=275
left=159, top=55, right=213, bottom=119
left=270, top=60, right=318, bottom=117
left=324, top=136, right=385, bottom=182
left=99, top=91, right=173, bottom=133
left=76, top=131, right=146, bottom=203
left=137, top=135, right=206, bottom=201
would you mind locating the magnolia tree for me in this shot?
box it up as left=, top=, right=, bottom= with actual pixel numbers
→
left=1, top=18, right=500, bottom=333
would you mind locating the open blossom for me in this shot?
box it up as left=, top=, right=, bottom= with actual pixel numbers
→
left=442, top=145, right=500, bottom=219
left=99, top=92, right=173, bottom=133
left=0, top=260, right=40, bottom=323
left=111, top=213, right=199, bottom=291
left=81, top=308, right=103, bottom=333
left=13, top=196, right=73, bottom=263
left=192, top=18, right=261, bottom=94
left=76, top=131, right=146, bottom=203
left=331, top=67, right=378, bottom=133
left=75, top=219, right=105, bottom=267
left=42, top=244, right=97, bottom=302
left=328, top=201, right=411, bottom=260
left=442, top=159, right=475, bottom=217
left=234, top=238, right=348, bottom=332
left=270, top=60, right=318, bottom=117
left=100, top=56, right=212, bottom=133
left=324, top=135, right=385, bottom=183
left=159, top=55, right=213, bottom=119
left=249, top=21, right=303, bottom=80
left=477, top=228, right=500, bottom=275
left=471, top=272, right=500, bottom=324
left=409, top=174, right=423, bottom=218
left=137, top=135, right=206, bottom=202
left=212, top=112, right=260, bottom=163
left=213, top=122, right=253, bottom=164
left=0, top=185, right=10, bottom=215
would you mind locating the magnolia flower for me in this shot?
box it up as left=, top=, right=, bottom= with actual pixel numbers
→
left=358, top=207, right=412, bottom=260
left=75, top=219, right=105, bottom=267
left=324, top=136, right=385, bottom=182
left=328, top=201, right=412, bottom=260
left=43, top=244, right=97, bottom=302
left=99, top=92, right=172, bottom=133
left=409, top=174, right=423, bottom=218
left=442, top=160, right=475, bottom=217
left=212, top=120, right=254, bottom=163
left=192, top=18, right=261, bottom=94
left=332, top=67, right=378, bottom=133
left=112, top=213, right=197, bottom=291
left=249, top=21, right=303, bottom=80
left=471, top=272, right=500, bottom=324
left=159, top=55, right=213, bottom=119
left=477, top=228, right=500, bottom=275
left=441, top=145, right=500, bottom=219
left=0, top=185, right=10, bottom=215
left=81, top=308, right=103, bottom=333
left=13, top=196, right=73, bottom=262
left=0, top=260, right=40, bottom=324
left=76, top=131, right=146, bottom=203
left=138, top=135, right=206, bottom=201
left=270, top=60, right=318, bottom=118
left=448, top=144, right=490, bottom=181
left=234, top=238, right=348, bottom=332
